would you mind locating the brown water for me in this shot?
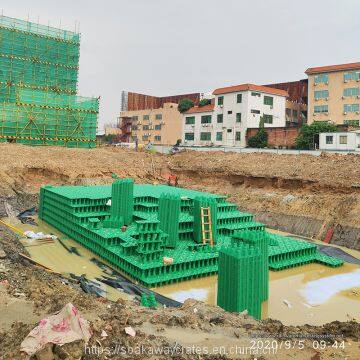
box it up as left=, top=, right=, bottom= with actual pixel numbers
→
left=2, top=217, right=359, bottom=325
left=2, top=216, right=131, bottom=302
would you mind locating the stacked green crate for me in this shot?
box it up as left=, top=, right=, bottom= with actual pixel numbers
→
left=110, top=179, right=134, bottom=226
left=232, top=230, right=269, bottom=301
left=39, top=182, right=343, bottom=287
left=0, top=15, right=98, bottom=147
left=217, top=244, right=262, bottom=319
left=193, top=196, right=218, bottom=244
left=158, top=193, right=181, bottom=248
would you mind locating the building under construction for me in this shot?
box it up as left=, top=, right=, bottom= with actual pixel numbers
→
left=0, top=15, right=99, bottom=147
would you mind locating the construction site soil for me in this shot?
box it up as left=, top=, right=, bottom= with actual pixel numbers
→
left=0, top=143, right=359, bottom=249
left=0, top=144, right=359, bottom=358
left=1, top=225, right=359, bottom=359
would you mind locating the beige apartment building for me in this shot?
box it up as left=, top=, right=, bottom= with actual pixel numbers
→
left=119, top=102, right=182, bottom=145
left=306, top=62, right=360, bottom=126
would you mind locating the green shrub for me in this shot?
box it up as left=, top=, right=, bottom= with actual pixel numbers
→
left=178, top=98, right=194, bottom=113
left=295, top=122, right=337, bottom=149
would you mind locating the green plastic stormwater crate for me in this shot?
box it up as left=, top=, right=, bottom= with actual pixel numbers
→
left=39, top=180, right=344, bottom=287
left=217, top=244, right=262, bottom=319
left=158, top=194, right=181, bottom=248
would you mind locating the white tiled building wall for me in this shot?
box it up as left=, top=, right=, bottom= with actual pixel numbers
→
left=183, top=90, right=286, bottom=148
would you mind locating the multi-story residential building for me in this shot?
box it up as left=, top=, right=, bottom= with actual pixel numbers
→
left=306, top=62, right=360, bottom=127
left=264, top=80, right=308, bottom=125
left=182, top=84, right=288, bottom=147
left=119, top=102, right=182, bottom=145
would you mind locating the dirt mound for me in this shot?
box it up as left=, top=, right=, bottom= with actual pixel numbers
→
left=0, top=144, right=359, bottom=248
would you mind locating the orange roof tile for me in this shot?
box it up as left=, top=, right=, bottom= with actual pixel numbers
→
left=305, top=62, right=360, bottom=75
left=212, top=83, right=288, bottom=97
left=184, top=104, right=214, bottom=114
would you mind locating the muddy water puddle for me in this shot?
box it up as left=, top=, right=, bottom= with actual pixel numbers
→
left=2, top=216, right=359, bottom=325
left=1, top=216, right=131, bottom=302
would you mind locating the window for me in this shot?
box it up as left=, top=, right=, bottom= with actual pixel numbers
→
left=217, top=114, right=223, bottom=123
left=201, top=115, right=212, bottom=123
left=218, top=96, right=224, bottom=105
left=264, top=96, right=273, bottom=106
left=314, top=74, right=329, bottom=84
left=343, top=88, right=360, bottom=97
left=200, top=132, right=211, bottom=141
left=155, top=124, right=161, bottom=130
left=235, top=132, right=241, bottom=141
left=142, top=135, right=149, bottom=141
left=251, top=92, right=261, bottom=97
left=237, top=94, right=242, bottom=103
left=339, top=135, right=347, bottom=144
left=155, top=114, right=162, bottom=120
left=131, top=125, right=138, bottom=130
left=344, top=120, right=360, bottom=126
left=314, top=105, right=328, bottom=113
left=326, top=135, right=333, bottom=144
left=263, top=114, right=273, bottom=124
left=292, top=110, right=298, bottom=118
left=344, top=104, right=360, bottom=113
left=228, top=110, right=232, bottom=114
left=251, top=109, right=260, bottom=114
left=236, top=113, right=241, bottom=123
left=143, top=125, right=150, bottom=130
left=185, top=116, right=195, bottom=124
left=344, top=72, right=360, bottom=82
left=314, top=90, right=329, bottom=100
left=132, top=116, right=138, bottom=121
left=227, top=129, right=232, bottom=133
left=143, top=115, right=149, bottom=120
left=154, top=135, right=161, bottom=141
left=216, top=132, right=222, bottom=141
left=185, top=133, right=194, bottom=141
left=286, top=108, right=291, bottom=117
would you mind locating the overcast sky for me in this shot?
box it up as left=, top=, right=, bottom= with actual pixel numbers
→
left=2, top=0, right=360, bottom=132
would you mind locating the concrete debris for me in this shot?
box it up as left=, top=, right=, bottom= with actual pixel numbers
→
left=124, top=326, right=136, bottom=337
left=100, top=330, right=108, bottom=338
left=0, top=249, right=6, bottom=259
left=282, top=194, right=296, bottom=203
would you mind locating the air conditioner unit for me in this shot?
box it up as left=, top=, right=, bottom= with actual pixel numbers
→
left=137, top=121, right=142, bottom=125
left=356, top=111, right=360, bottom=115
left=343, top=112, right=347, bottom=115
left=324, top=113, right=328, bottom=116
left=314, top=83, right=317, bottom=86
left=357, top=95, right=360, bottom=99
left=325, top=97, right=328, bottom=101
left=270, top=106, right=273, bottom=109
left=357, top=78, right=360, bottom=82
left=344, top=80, right=348, bottom=83
left=315, top=98, right=318, bottom=102
left=191, top=125, right=195, bottom=128
left=313, top=113, right=317, bottom=116
left=161, top=121, right=165, bottom=125
left=325, top=82, right=329, bottom=85
left=342, top=96, right=345, bottom=99
left=220, top=105, right=223, bottom=108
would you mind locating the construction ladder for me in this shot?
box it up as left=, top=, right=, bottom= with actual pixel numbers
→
left=200, top=207, right=214, bottom=246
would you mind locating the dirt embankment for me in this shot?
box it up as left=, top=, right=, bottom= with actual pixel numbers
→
left=0, top=143, right=359, bottom=249
left=0, top=226, right=359, bottom=359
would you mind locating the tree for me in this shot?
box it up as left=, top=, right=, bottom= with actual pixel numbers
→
left=178, top=98, right=194, bottom=113
left=295, top=122, right=337, bottom=150
left=198, top=98, right=211, bottom=107
left=104, top=134, right=117, bottom=143
left=247, top=116, right=268, bottom=148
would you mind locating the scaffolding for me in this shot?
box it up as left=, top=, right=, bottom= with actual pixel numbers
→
left=0, top=15, right=98, bottom=147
